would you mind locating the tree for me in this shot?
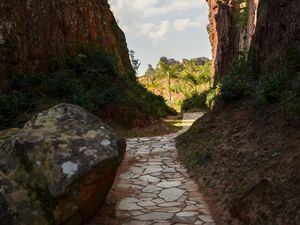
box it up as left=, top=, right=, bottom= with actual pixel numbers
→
left=156, top=61, right=183, bottom=101
left=129, top=50, right=141, bottom=73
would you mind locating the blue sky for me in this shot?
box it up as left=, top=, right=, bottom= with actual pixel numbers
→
left=108, top=0, right=211, bottom=75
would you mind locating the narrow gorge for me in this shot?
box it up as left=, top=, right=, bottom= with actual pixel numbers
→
left=0, top=0, right=299, bottom=225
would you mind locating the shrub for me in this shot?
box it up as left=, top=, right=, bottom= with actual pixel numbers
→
left=256, top=68, right=288, bottom=105
left=46, top=71, right=83, bottom=99
left=1, top=49, right=171, bottom=130
left=220, top=60, right=254, bottom=101
left=0, top=91, right=35, bottom=129
left=181, top=91, right=209, bottom=112
left=206, top=86, right=220, bottom=109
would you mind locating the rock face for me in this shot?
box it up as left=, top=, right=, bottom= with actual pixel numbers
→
left=145, top=64, right=155, bottom=75
left=207, top=0, right=300, bottom=84
left=0, top=104, right=126, bottom=225
left=160, top=56, right=209, bottom=67
left=250, top=0, right=300, bottom=69
left=0, top=0, right=134, bottom=90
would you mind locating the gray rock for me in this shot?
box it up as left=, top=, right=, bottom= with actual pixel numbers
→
left=159, top=188, right=185, bottom=202
left=0, top=104, right=125, bottom=225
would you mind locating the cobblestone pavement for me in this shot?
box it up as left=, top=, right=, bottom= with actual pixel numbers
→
left=113, top=113, right=215, bottom=225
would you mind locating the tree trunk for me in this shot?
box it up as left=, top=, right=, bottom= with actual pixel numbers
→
left=168, top=75, right=172, bottom=101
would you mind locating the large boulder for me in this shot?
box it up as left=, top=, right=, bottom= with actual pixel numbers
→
left=0, top=104, right=126, bottom=225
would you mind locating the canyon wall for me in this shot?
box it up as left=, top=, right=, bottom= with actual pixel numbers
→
left=207, top=0, right=259, bottom=84
left=208, top=0, right=300, bottom=84
left=0, top=0, right=134, bottom=90
left=250, top=0, right=300, bottom=70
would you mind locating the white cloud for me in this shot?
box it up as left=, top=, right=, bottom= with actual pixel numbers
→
left=109, top=0, right=207, bottom=45
left=109, top=0, right=206, bottom=19
left=173, top=17, right=204, bottom=32
left=148, top=21, right=171, bottom=45
left=122, top=21, right=171, bottom=45
left=143, top=0, right=206, bottom=17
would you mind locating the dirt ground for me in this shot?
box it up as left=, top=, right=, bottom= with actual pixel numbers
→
left=176, top=100, right=300, bottom=225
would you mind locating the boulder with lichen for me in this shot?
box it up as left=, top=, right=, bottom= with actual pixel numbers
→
left=0, top=103, right=125, bottom=225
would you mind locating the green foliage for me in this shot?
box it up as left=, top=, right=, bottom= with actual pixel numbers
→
left=219, top=59, right=254, bottom=101
left=256, top=68, right=288, bottom=105
left=117, top=80, right=171, bottom=118
left=0, top=91, right=35, bottom=129
left=217, top=54, right=300, bottom=117
left=129, top=50, right=141, bottom=73
left=1, top=49, right=170, bottom=129
left=235, top=0, right=249, bottom=29
left=156, top=61, right=183, bottom=101
left=206, top=86, right=221, bottom=109
left=181, top=91, right=209, bottom=112
left=142, top=59, right=212, bottom=112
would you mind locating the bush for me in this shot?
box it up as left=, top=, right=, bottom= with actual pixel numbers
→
left=220, top=60, right=254, bottom=101
left=256, top=68, right=288, bottom=105
left=181, top=91, right=209, bottom=112
left=206, top=86, right=220, bottom=109
left=1, top=49, right=171, bottom=129
left=0, top=91, right=35, bottom=129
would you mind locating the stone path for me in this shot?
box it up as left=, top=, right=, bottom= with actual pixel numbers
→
left=88, top=113, right=215, bottom=225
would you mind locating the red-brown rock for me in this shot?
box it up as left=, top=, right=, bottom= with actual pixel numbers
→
left=0, top=0, right=134, bottom=90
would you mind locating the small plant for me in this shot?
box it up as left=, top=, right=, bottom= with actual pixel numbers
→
left=206, top=86, right=220, bottom=109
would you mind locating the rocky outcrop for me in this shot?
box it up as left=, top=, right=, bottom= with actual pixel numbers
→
left=208, top=0, right=300, bottom=84
left=0, top=0, right=134, bottom=90
left=145, top=64, right=155, bottom=75
left=160, top=56, right=209, bottom=67
left=207, top=0, right=240, bottom=83
left=0, top=104, right=126, bottom=225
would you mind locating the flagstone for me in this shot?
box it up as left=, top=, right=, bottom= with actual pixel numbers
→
left=157, top=181, right=181, bottom=188
left=140, top=175, right=160, bottom=183
left=159, top=188, right=185, bottom=202
left=134, top=212, right=174, bottom=221
left=88, top=113, right=215, bottom=225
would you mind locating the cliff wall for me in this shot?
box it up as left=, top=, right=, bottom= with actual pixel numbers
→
left=208, top=0, right=299, bottom=84
left=0, top=0, right=134, bottom=90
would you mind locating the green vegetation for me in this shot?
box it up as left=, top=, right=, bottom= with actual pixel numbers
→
left=0, top=49, right=171, bottom=130
left=140, top=59, right=212, bottom=112
left=235, top=0, right=249, bottom=29
left=129, top=50, right=141, bottom=72
left=213, top=56, right=300, bottom=117
left=181, top=92, right=208, bottom=112
left=156, top=61, right=182, bottom=101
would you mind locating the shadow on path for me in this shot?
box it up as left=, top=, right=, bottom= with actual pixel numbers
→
left=86, top=113, right=215, bottom=225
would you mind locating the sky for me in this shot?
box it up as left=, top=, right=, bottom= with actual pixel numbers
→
left=108, top=0, right=211, bottom=75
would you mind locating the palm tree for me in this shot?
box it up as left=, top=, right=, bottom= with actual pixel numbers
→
left=156, top=61, right=182, bottom=101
